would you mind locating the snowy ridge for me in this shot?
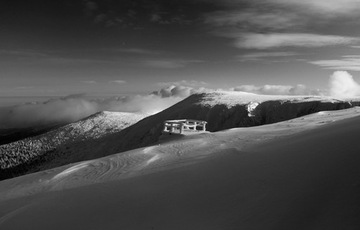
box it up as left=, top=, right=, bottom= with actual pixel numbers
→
left=0, top=111, right=145, bottom=170
left=198, top=91, right=348, bottom=108
left=62, top=111, right=145, bottom=140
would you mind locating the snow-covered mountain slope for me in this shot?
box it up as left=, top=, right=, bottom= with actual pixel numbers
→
left=56, top=111, right=144, bottom=140
left=0, top=111, right=145, bottom=179
left=106, top=91, right=360, bottom=154
left=198, top=90, right=359, bottom=117
left=198, top=90, right=357, bottom=106
left=1, top=91, right=360, bottom=181
left=1, top=107, right=360, bottom=229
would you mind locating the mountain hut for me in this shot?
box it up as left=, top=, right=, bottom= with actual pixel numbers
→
left=163, top=119, right=207, bottom=134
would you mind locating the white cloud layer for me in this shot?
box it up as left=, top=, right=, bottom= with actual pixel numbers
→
left=309, top=57, right=360, bottom=71
left=231, top=84, right=320, bottom=96
left=238, top=52, right=297, bottom=61
left=0, top=93, right=185, bottom=129
left=0, top=83, right=211, bottom=129
left=329, top=71, right=360, bottom=97
left=206, top=0, right=360, bottom=53
left=234, top=33, right=360, bottom=49
left=151, top=85, right=208, bottom=98
left=269, top=0, right=360, bottom=15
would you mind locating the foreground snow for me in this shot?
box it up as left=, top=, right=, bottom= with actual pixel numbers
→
left=1, top=107, right=360, bottom=229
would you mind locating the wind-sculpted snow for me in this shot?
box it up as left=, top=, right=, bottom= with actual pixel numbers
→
left=0, top=112, right=145, bottom=178
left=0, top=134, right=215, bottom=199
left=1, top=106, right=360, bottom=201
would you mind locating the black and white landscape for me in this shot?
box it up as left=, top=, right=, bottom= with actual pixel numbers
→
left=2, top=0, right=360, bottom=229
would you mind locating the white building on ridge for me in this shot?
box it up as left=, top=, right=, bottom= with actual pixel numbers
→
left=163, top=119, right=207, bottom=134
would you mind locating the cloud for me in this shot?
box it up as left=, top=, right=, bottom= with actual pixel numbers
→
left=13, top=86, right=34, bottom=90
left=82, top=1, right=126, bottom=28
left=238, top=52, right=298, bottom=61
left=94, top=14, right=108, bottom=24
left=151, top=85, right=198, bottom=98
left=0, top=86, right=200, bottom=129
left=231, top=84, right=321, bottom=95
left=0, top=95, right=99, bottom=129
left=42, top=56, right=112, bottom=65
left=157, top=80, right=207, bottom=87
left=231, top=33, right=360, bottom=49
left=0, top=49, right=48, bottom=58
left=329, top=71, right=360, bottom=97
left=205, top=0, right=360, bottom=53
left=268, top=0, right=360, bottom=16
left=309, top=56, right=360, bottom=71
left=114, top=48, right=161, bottom=55
left=148, top=11, right=193, bottom=25
left=153, top=81, right=210, bottom=98
left=226, top=72, right=360, bottom=97
left=83, top=0, right=98, bottom=16
left=97, top=94, right=182, bottom=115
left=204, top=10, right=302, bottom=30
left=109, top=80, right=126, bottom=84
left=82, top=80, right=97, bottom=84
left=144, top=60, right=184, bottom=69
left=150, top=13, right=162, bottom=22
left=143, top=59, right=204, bottom=69
left=0, top=49, right=119, bottom=66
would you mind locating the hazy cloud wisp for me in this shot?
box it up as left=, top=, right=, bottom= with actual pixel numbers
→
left=231, top=84, right=320, bottom=95
left=234, top=33, right=360, bottom=49
left=268, top=0, right=360, bottom=16
left=0, top=93, right=186, bottom=129
left=205, top=10, right=301, bottom=30
left=151, top=85, right=205, bottom=98
left=238, top=52, right=298, bottom=61
left=310, top=56, right=360, bottom=71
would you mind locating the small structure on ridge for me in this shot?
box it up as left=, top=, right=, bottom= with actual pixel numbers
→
left=163, top=119, right=207, bottom=135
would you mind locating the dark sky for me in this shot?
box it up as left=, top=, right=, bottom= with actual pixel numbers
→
left=1, top=0, right=360, bottom=97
